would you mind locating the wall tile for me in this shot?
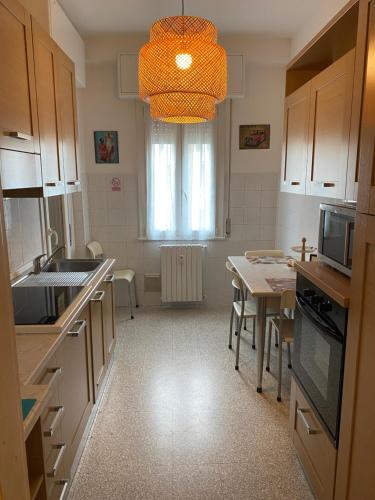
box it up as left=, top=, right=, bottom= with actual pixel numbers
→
left=107, top=191, right=125, bottom=210
left=230, top=174, right=247, bottom=191
left=88, top=190, right=107, bottom=209
left=229, top=190, right=245, bottom=207
left=260, top=207, right=276, bottom=226
left=244, top=191, right=261, bottom=207
left=245, top=174, right=262, bottom=191
left=260, top=224, right=276, bottom=241
left=230, top=207, right=245, bottom=225
left=261, top=190, right=278, bottom=208
left=89, top=209, right=108, bottom=227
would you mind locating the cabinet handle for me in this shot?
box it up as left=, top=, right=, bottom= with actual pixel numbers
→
left=67, top=180, right=80, bottom=186
left=55, top=479, right=69, bottom=500
left=45, top=181, right=63, bottom=187
left=67, top=319, right=86, bottom=337
left=47, top=443, right=66, bottom=477
left=290, top=181, right=300, bottom=186
left=322, top=182, right=335, bottom=188
left=6, top=131, right=33, bottom=141
left=44, top=406, right=64, bottom=437
left=104, top=274, right=115, bottom=283
left=45, top=367, right=62, bottom=388
left=297, top=408, right=321, bottom=435
left=91, top=290, right=105, bottom=302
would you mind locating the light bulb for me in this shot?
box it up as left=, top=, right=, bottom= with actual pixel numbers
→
left=176, top=53, right=192, bottom=70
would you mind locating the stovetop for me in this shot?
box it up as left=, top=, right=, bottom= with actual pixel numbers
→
left=12, top=286, right=84, bottom=325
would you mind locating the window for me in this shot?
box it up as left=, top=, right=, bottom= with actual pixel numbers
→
left=146, top=118, right=216, bottom=240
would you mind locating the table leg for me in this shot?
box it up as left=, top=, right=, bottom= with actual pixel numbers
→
left=256, top=296, right=266, bottom=393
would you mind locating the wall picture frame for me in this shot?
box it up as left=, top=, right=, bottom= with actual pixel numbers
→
left=239, top=124, right=270, bottom=150
left=94, top=131, right=119, bottom=163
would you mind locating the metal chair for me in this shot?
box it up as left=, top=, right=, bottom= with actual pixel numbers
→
left=265, top=289, right=295, bottom=401
left=226, top=263, right=257, bottom=370
left=86, top=240, right=138, bottom=319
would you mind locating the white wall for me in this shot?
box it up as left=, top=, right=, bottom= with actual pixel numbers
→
left=74, top=33, right=290, bottom=306
left=49, top=0, right=86, bottom=87
left=290, top=0, right=350, bottom=58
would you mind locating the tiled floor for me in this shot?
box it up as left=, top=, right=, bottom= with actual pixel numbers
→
left=68, top=307, right=313, bottom=500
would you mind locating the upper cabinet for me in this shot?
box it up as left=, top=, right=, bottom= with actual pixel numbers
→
left=281, top=1, right=368, bottom=202
left=32, top=19, right=65, bottom=197
left=0, top=0, right=80, bottom=197
left=307, top=49, right=355, bottom=199
left=57, top=49, right=80, bottom=193
left=357, top=0, right=375, bottom=215
left=280, top=81, right=311, bottom=194
left=0, top=0, right=39, bottom=154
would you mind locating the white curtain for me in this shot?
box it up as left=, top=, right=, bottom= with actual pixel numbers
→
left=136, top=100, right=231, bottom=241
left=146, top=121, right=178, bottom=240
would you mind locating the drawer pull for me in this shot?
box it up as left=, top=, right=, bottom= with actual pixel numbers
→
left=322, top=182, right=335, bottom=188
left=104, top=274, right=115, bottom=283
left=290, top=181, right=300, bottom=186
left=45, top=181, right=63, bottom=187
left=67, top=180, right=80, bottom=186
left=44, top=406, right=64, bottom=437
left=91, top=290, right=105, bottom=302
left=6, top=131, right=33, bottom=141
left=47, top=443, right=66, bottom=478
left=67, top=319, right=86, bottom=337
left=55, top=479, right=69, bottom=500
left=45, top=367, right=62, bottom=388
left=297, top=408, right=321, bottom=435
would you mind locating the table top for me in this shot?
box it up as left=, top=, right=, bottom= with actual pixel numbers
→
left=228, top=256, right=297, bottom=297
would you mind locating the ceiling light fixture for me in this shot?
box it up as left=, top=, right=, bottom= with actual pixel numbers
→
left=139, top=0, right=227, bottom=123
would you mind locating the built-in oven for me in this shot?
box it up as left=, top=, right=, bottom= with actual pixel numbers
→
left=318, top=203, right=356, bottom=277
left=293, top=274, right=348, bottom=448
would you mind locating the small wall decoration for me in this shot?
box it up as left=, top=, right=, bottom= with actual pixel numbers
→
left=239, top=124, right=270, bottom=150
left=111, top=177, right=121, bottom=192
left=94, top=131, right=119, bottom=163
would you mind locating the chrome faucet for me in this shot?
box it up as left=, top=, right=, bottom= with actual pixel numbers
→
left=33, top=246, right=66, bottom=274
left=41, top=246, right=66, bottom=271
left=33, top=253, right=47, bottom=274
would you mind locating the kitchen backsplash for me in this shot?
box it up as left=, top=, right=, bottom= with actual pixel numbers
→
left=3, top=198, right=45, bottom=276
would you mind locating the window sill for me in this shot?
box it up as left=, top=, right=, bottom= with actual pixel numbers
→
left=137, top=237, right=227, bottom=242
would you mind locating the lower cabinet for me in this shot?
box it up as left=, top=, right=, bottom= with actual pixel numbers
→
left=290, top=378, right=337, bottom=500
left=60, top=308, right=93, bottom=477
left=89, top=290, right=106, bottom=402
left=103, top=274, right=116, bottom=363
left=30, top=272, right=116, bottom=499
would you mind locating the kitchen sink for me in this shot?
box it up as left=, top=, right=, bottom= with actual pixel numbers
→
left=43, top=259, right=102, bottom=273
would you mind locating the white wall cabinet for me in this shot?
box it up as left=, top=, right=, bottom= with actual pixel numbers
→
left=118, top=52, right=245, bottom=99
left=281, top=49, right=356, bottom=200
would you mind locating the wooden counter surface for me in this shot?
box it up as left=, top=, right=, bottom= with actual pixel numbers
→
left=294, top=261, right=351, bottom=308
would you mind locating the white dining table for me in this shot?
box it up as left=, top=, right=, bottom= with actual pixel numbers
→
left=228, top=255, right=297, bottom=392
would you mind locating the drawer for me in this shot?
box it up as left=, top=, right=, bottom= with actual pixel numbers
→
left=48, top=479, right=70, bottom=500
left=45, top=441, right=67, bottom=498
left=35, top=352, right=63, bottom=389
left=41, top=389, right=64, bottom=462
left=290, top=378, right=337, bottom=500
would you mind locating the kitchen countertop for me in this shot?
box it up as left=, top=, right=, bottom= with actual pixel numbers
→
left=294, top=261, right=351, bottom=308
left=15, top=258, right=115, bottom=438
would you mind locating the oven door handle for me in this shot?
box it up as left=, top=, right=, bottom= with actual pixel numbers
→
left=296, top=295, right=343, bottom=343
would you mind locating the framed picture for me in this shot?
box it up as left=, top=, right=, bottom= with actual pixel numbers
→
left=94, top=131, right=119, bottom=163
left=239, top=124, right=270, bottom=150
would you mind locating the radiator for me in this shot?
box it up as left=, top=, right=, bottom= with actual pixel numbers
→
left=160, top=245, right=204, bottom=303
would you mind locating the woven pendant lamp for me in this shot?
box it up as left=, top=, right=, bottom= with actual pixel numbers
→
left=139, top=0, right=227, bottom=123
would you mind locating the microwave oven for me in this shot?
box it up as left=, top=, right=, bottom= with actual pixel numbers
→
left=318, top=203, right=356, bottom=277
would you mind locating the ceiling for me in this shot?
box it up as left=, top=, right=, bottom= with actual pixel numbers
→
left=59, top=0, right=318, bottom=37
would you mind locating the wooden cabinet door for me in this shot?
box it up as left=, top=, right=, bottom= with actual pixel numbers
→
left=280, top=82, right=311, bottom=194
left=103, top=275, right=116, bottom=363
left=57, top=49, right=80, bottom=192
left=307, top=49, right=355, bottom=199
left=60, top=309, right=93, bottom=476
left=0, top=0, right=39, bottom=153
left=90, top=291, right=106, bottom=401
left=357, top=1, right=375, bottom=214
left=32, top=19, right=65, bottom=197
left=335, top=213, right=375, bottom=500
